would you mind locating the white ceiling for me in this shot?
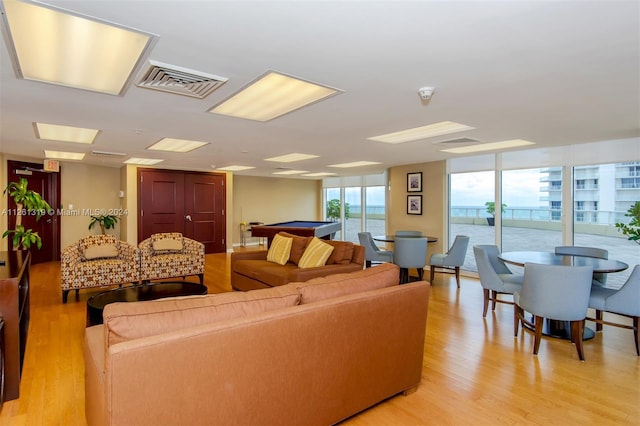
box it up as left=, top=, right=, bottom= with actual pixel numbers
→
left=1, top=0, right=639, bottom=178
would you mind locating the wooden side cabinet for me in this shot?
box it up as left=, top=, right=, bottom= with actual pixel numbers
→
left=0, top=251, right=30, bottom=402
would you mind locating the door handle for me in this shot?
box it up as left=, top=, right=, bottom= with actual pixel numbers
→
left=185, top=215, right=192, bottom=222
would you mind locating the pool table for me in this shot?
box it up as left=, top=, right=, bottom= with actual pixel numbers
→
left=250, top=220, right=342, bottom=247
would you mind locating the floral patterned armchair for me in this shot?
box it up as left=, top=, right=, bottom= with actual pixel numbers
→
left=138, top=233, right=205, bottom=284
left=60, top=235, right=140, bottom=303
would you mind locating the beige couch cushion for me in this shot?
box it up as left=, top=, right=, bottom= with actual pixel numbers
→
left=103, top=286, right=301, bottom=346
left=292, top=263, right=400, bottom=304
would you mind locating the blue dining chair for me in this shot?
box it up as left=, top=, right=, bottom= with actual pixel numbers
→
left=429, top=235, right=470, bottom=288
left=393, top=237, right=428, bottom=284
left=514, top=263, right=594, bottom=361
left=358, top=232, right=393, bottom=268
left=473, top=245, right=523, bottom=317
left=555, top=246, right=608, bottom=286
left=588, top=264, right=640, bottom=355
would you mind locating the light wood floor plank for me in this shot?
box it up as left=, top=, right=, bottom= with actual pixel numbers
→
left=0, top=249, right=638, bottom=425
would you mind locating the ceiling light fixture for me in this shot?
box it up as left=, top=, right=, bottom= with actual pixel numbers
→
left=1, top=0, right=157, bottom=95
left=272, top=170, right=308, bottom=175
left=44, top=150, right=85, bottom=160
left=265, top=153, right=319, bottom=162
left=124, top=158, right=164, bottom=165
left=367, top=121, right=475, bottom=144
left=34, top=122, right=100, bottom=144
left=328, top=161, right=382, bottom=168
left=302, top=172, right=337, bottom=177
left=147, top=138, right=208, bottom=153
left=217, top=165, right=255, bottom=171
left=440, top=139, right=535, bottom=154
left=209, top=71, right=342, bottom=122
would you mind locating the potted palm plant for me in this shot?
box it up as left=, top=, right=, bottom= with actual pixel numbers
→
left=88, top=214, right=119, bottom=235
left=485, top=201, right=506, bottom=226
left=2, top=177, right=51, bottom=250
left=615, top=201, right=640, bottom=244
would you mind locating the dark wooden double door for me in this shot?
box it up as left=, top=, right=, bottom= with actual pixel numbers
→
left=138, top=169, right=226, bottom=253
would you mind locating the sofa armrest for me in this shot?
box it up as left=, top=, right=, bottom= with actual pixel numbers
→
left=231, top=250, right=268, bottom=273
left=182, top=238, right=205, bottom=256
left=288, top=263, right=363, bottom=283
left=118, top=241, right=140, bottom=262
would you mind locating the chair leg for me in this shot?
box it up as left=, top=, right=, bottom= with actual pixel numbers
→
left=430, top=267, right=435, bottom=283
left=595, top=310, right=603, bottom=332
left=417, top=268, right=424, bottom=281
left=198, top=273, right=204, bottom=285
left=62, top=290, right=70, bottom=304
left=483, top=289, right=490, bottom=317
left=571, top=320, right=586, bottom=361
left=491, top=290, right=497, bottom=311
left=513, top=305, right=522, bottom=337
left=633, top=316, right=639, bottom=356
left=533, top=316, right=543, bottom=355
left=454, top=266, right=460, bottom=288
left=365, top=260, right=372, bottom=268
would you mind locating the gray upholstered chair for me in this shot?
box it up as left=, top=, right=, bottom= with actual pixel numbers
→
left=588, top=265, right=640, bottom=355
left=393, top=237, right=428, bottom=284
left=358, top=232, right=393, bottom=268
left=555, top=245, right=608, bottom=286
left=395, top=230, right=423, bottom=237
left=429, top=235, right=470, bottom=288
left=473, top=245, right=524, bottom=317
left=514, top=263, right=594, bottom=361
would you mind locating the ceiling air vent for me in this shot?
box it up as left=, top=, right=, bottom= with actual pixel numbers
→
left=137, top=61, right=228, bottom=99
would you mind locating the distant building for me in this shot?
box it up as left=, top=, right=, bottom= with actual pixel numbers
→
left=540, top=162, right=640, bottom=224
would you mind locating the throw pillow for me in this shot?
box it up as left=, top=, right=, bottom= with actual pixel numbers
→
left=84, top=243, right=119, bottom=260
left=152, top=232, right=183, bottom=254
left=298, top=237, right=334, bottom=269
left=266, top=234, right=293, bottom=265
left=278, top=232, right=311, bottom=265
left=325, top=240, right=355, bottom=265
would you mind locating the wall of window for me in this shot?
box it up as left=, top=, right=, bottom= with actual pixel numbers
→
left=447, top=138, right=640, bottom=287
left=322, top=173, right=387, bottom=243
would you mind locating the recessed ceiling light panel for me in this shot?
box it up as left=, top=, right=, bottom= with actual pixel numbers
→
left=328, top=161, right=382, bottom=168
left=217, top=165, right=255, bottom=171
left=34, top=122, right=99, bottom=144
left=209, top=71, right=342, bottom=122
left=1, top=0, right=157, bottom=95
left=272, top=170, right=308, bottom=175
left=124, top=158, right=164, bottom=165
left=440, top=139, right=535, bottom=154
left=44, top=150, right=85, bottom=160
left=147, top=138, right=208, bottom=153
left=264, top=153, right=319, bottom=162
left=367, top=121, right=475, bottom=144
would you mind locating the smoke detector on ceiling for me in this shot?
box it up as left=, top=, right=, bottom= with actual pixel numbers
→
left=137, top=60, right=228, bottom=99
left=418, top=86, right=435, bottom=100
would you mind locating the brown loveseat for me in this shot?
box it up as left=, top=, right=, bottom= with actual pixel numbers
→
left=231, top=232, right=365, bottom=291
left=84, top=263, right=430, bottom=425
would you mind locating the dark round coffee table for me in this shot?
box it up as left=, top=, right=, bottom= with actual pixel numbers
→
left=86, top=282, right=208, bottom=327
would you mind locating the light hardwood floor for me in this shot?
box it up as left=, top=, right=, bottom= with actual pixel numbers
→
left=1, top=249, right=638, bottom=425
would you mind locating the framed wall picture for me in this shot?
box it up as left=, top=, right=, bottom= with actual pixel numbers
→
left=407, top=172, right=422, bottom=192
left=407, top=195, right=422, bottom=215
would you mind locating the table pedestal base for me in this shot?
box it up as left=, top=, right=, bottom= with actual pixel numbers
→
left=523, top=315, right=595, bottom=341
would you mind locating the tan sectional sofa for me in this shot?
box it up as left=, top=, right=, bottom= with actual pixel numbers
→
left=84, top=263, right=431, bottom=426
left=231, top=232, right=366, bottom=291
